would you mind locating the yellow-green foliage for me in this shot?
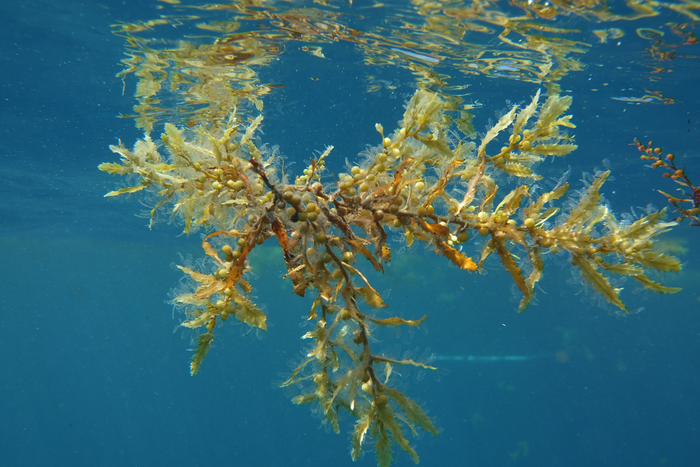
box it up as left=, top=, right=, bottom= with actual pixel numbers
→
left=100, top=89, right=680, bottom=466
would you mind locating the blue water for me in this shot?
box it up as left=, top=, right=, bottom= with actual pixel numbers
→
left=1, top=1, right=699, bottom=466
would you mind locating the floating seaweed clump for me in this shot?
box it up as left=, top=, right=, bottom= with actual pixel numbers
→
left=635, top=139, right=700, bottom=226
left=100, top=89, right=680, bottom=466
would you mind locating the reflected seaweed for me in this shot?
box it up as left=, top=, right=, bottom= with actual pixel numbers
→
left=112, top=0, right=700, bottom=129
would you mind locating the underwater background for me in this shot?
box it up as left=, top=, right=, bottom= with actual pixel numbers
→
left=1, top=1, right=699, bottom=466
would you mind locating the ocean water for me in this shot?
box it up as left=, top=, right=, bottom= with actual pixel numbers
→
left=1, top=1, right=699, bottom=466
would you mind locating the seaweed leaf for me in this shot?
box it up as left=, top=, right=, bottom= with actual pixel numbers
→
left=367, top=315, right=427, bottom=327
left=98, top=162, right=130, bottom=175
left=573, top=254, right=627, bottom=312
left=528, top=143, right=577, bottom=156
left=384, top=387, right=439, bottom=435
left=231, top=295, right=267, bottom=330
left=176, top=265, right=217, bottom=284
left=181, top=310, right=215, bottom=329
left=600, top=263, right=644, bottom=276
left=633, top=274, right=682, bottom=294
left=500, top=161, right=542, bottom=179
left=563, top=171, right=609, bottom=230
left=631, top=250, right=682, bottom=272
left=190, top=330, right=214, bottom=375
left=477, top=107, right=517, bottom=156
left=617, top=209, right=675, bottom=240
left=375, top=423, right=393, bottom=467
left=418, top=219, right=450, bottom=237
left=494, top=185, right=530, bottom=217
left=519, top=246, right=544, bottom=312
left=376, top=404, right=419, bottom=464
left=292, top=393, right=318, bottom=405
left=492, top=235, right=529, bottom=298
left=352, top=410, right=374, bottom=461
left=104, top=184, right=149, bottom=197
left=372, top=355, right=436, bottom=370
left=524, top=183, right=569, bottom=220
left=512, top=89, right=540, bottom=135
left=435, top=239, right=478, bottom=271
left=535, top=95, right=572, bottom=130
left=358, top=285, right=388, bottom=308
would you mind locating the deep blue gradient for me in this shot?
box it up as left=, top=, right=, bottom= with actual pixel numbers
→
left=1, top=1, right=699, bottom=467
